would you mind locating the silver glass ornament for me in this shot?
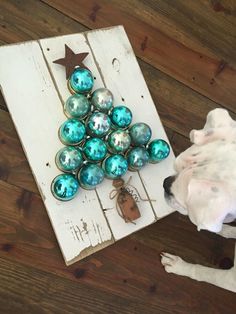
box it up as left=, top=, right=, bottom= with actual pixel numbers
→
left=64, top=94, right=91, bottom=119
left=91, top=88, right=113, bottom=112
left=126, top=147, right=149, bottom=171
left=107, top=129, right=131, bottom=154
left=55, top=146, right=83, bottom=172
left=129, top=122, right=152, bottom=146
left=86, top=112, right=111, bottom=137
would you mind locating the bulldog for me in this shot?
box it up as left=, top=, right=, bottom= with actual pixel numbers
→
left=161, top=108, right=236, bottom=292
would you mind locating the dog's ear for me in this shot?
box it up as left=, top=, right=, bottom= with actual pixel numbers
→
left=205, top=108, right=233, bottom=129
left=189, top=109, right=235, bottom=145
left=186, top=178, right=230, bottom=232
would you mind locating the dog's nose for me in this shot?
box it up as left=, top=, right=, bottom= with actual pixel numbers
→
left=163, top=176, right=175, bottom=195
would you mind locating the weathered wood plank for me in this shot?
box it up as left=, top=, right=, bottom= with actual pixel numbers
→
left=139, top=58, right=236, bottom=137
left=0, top=1, right=236, bottom=312
left=0, top=0, right=88, bottom=44
left=39, top=29, right=164, bottom=241
left=113, top=0, right=236, bottom=65
left=86, top=26, right=175, bottom=220
left=0, top=178, right=235, bottom=313
left=0, top=41, right=113, bottom=264
left=0, top=108, right=38, bottom=193
left=0, top=91, right=8, bottom=112
left=0, top=256, right=157, bottom=314
left=1, top=0, right=233, bottom=138
left=43, top=0, right=236, bottom=111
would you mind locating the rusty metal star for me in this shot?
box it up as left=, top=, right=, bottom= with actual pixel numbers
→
left=53, top=44, right=89, bottom=79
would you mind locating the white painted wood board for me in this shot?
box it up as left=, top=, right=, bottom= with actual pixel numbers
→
left=0, top=26, right=175, bottom=265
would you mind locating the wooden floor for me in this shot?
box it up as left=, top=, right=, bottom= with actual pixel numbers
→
left=0, top=0, right=236, bottom=313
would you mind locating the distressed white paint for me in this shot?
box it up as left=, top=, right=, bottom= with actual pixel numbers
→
left=86, top=26, right=175, bottom=219
left=0, top=41, right=113, bottom=265
left=40, top=30, right=157, bottom=241
left=0, top=26, right=175, bottom=264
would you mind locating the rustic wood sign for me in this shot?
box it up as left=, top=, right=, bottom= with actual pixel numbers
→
left=0, top=26, right=175, bottom=265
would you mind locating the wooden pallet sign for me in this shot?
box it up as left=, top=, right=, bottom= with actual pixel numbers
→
left=0, top=26, right=175, bottom=265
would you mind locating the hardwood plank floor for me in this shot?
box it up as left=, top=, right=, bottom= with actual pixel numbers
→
left=0, top=0, right=236, bottom=313
left=43, top=0, right=236, bottom=110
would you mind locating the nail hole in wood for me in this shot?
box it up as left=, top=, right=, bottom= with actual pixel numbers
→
left=141, top=95, right=144, bottom=98
left=122, top=97, right=125, bottom=102
left=46, top=162, right=50, bottom=167
left=199, top=55, right=203, bottom=59
left=123, top=279, right=127, bottom=283
left=47, top=48, right=50, bottom=51
left=94, top=77, right=96, bottom=80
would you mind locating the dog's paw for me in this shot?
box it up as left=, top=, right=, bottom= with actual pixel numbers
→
left=160, top=252, right=186, bottom=275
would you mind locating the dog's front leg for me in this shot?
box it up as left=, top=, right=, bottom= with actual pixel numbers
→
left=161, top=244, right=236, bottom=292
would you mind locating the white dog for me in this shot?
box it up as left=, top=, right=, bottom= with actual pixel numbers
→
left=161, top=108, right=236, bottom=292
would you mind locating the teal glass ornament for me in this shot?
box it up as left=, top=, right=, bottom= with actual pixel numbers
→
left=78, top=163, right=105, bottom=190
left=51, top=173, right=79, bottom=201
left=64, top=94, right=91, bottom=119
left=129, top=122, right=152, bottom=146
left=107, top=129, right=131, bottom=154
left=55, top=146, right=83, bottom=172
left=102, top=154, right=128, bottom=179
left=110, top=106, right=132, bottom=129
left=126, top=147, right=149, bottom=171
left=83, top=138, right=107, bottom=162
left=69, top=68, right=94, bottom=94
left=86, top=112, right=111, bottom=137
left=59, top=119, right=86, bottom=145
left=147, top=139, right=170, bottom=163
left=91, top=88, right=113, bottom=112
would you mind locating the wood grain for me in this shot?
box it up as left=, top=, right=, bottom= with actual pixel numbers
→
left=0, top=0, right=236, bottom=312
left=0, top=0, right=88, bottom=44
left=0, top=39, right=114, bottom=264
left=43, top=0, right=236, bottom=111
left=0, top=178, right=235, bottom=313
left=0, top=108, right=37, bottom=193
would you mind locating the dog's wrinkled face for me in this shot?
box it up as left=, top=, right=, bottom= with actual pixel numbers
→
left=164, top=109, right=236, bottom=233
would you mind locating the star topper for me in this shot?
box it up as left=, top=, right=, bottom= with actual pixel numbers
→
left=53, top=44, right=90, bottom=79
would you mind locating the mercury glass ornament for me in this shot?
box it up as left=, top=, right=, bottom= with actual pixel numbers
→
left=102, top=154, right=128, bottom=179
left=147, top=139, right=170, bottom=163
left=64, top=94, right=91, bottom=119
left=86, top=112, right=111, bottom=137
left=129, top=122, right=152, bottom=146
left=68, top=67, right=94, bottom=94
left=78, top=163, right=105, bottom=190
left=55, top=146, right=83, bottom=172
left=59, top=119, right=86, bottom=145
left=126, top=147, right=149, bottom=171
left=107, top=129, right=131, bottom=154
left=91, top=88, right=113, bottom=112
left=51, top=173, right=79, bottom=201
left=83, top=138, right=107, bottom=162
left=110, top=105, right=132, bottom=129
